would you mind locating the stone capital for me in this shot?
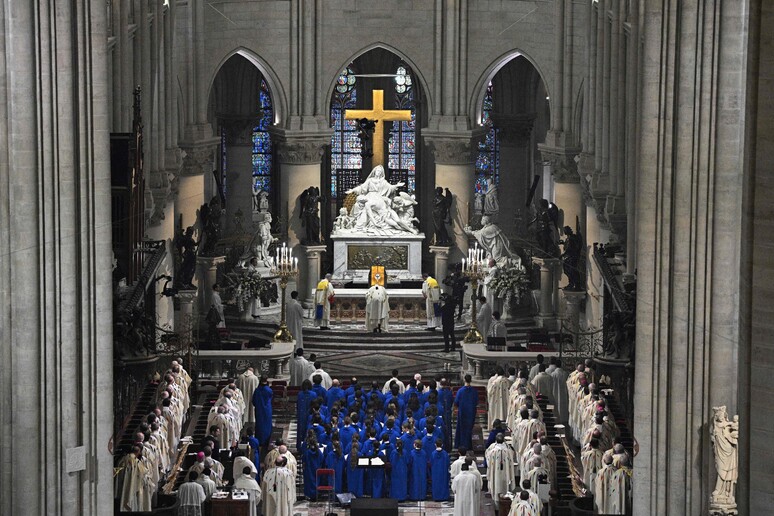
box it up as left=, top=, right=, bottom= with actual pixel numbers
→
left=180, top=138, right=220, bottom=177
left=220, top=114, right=261, bottom=146
left=538, top=142, right=582, bottom=183
left=423, top=128, right=486, bottom=165
left=269, top=127, right=333, bottom=165
left=490, top=113, right=535, bottom=145
left=302, top=244, right=327, bottom=257
left=429, top=245, right=453, bottom=257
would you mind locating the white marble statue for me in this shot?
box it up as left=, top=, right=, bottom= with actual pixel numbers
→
left=464, top=216, right=520, bottom=268
left=710, top=405, right=739, bottom=514
left=332, top=207, right=354, bottom=232
left=483, top=176, right=499, bottom=220
left=332, top=165, right=419, bottom=236
left=241, top=213, right=277, bottom=267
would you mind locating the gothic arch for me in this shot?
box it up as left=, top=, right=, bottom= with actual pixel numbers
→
left=324, top=42, right=433, bottom=117
left=470, top=49, right=552, bottom=127
left=205, top=47, right=287, bottom=127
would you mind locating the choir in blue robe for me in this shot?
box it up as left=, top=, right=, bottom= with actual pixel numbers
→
left=324, top=451, right=346, bottom=493
left=408, top=447, right=428, bottom=501
left=301, top=444, right=324, bottom=499
left=340, top=425, right=357, bottom=451
left=296, top=389, right=315, bottom=450
left=246, top=434, right=261, bottom=479
left=345, top=455, right=364, bottom=497
left=430, top=448, right=450, bottom=501
left=252, top=385, right=274, bottom=446
left=453, top=386, right=478, bottom=449
left=389, top=448, right=410, bottom=501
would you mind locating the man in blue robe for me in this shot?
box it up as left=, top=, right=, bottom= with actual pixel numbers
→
left=408, top=439, right=428, bottom=501
left=301, top=438, right=324, bottom=499
left=252, top=377, right=273, bottom=447
left=430, top=439, right=450, bottom=501
left=453, top=375, right=478, bottom=449
left=326, top=379, right=346, bottom=408
left=324, top=442, right=346, bottom=493
left=438, top=378, right=454, bottom=450
left=311, top=374, right=328, bottom=402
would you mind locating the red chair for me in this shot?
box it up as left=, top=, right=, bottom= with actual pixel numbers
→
left=270, top=385, right=287, bottom=410
left=315, top=468, right=336, bottom=512
left=272, top=379, right=288, bottom=387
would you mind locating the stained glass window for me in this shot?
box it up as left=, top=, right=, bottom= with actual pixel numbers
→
left=330, top=67, right=361, bottom=204
left=388, top=65, right=416, bottom=192
left=476, top=81, right=499, bottom=193
left=252, top=79, right=274, bottom=193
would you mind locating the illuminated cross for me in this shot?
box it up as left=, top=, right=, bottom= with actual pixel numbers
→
left=345, top=89, right=412, bottom=168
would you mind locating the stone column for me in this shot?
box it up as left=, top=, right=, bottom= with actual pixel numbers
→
left=175, top=289, right=198, bottom=348
left=177, top=138, right=219, bottom=229
left=429, top=246, right=452, bottom=289
left=270, top=130, right=331, bottom=248
left=221, top=116, right=260, bottom=236
left=302, top=244, right=327, bottom=308
left=534, top=257, right=560, bottom=330
left=490, top=114, right=535, bottom=238
left=424, top=130, right=485, bottom=262
left=197, top=256, right=226, bottom=314
left=0, top=2, right=113, bottom=513
left=563, top=291, right=586, bottom=334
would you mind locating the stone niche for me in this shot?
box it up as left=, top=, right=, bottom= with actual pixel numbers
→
left=331, top=233, right=425, bottom=284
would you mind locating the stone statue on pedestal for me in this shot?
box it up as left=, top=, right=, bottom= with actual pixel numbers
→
left=482, top=176, right=499, bottom=220
left=529, top=199, right=560, bottom=258
left=174, top=225, right=198, bottom=289
left=197, top=196, right=224, bottom=257
left=710, top=406, right=739, bottom=515
left=432, top=187, right=453, bottom=245
left=300, top=186, right=323, bottom=244
left=240, top=213, right=277, bottom=267
left=333, top=165, right=419, bottom=236
left=560, top=226, right=583, bottom=290
left=464, top=216, right=520, bottom=268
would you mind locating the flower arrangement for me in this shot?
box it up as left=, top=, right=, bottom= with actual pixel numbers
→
left=488, top=265, right=531, bottom=304
left=235, top=272, right=263, bottom=313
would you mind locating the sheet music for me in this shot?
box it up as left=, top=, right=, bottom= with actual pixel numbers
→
left=357, top=458, right=370, bottom=466
left=371, top=457, right=385, bottom=466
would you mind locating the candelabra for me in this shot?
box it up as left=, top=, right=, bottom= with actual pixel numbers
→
left=461, top=243, right=487, bottom=344
left=270, top=242, right=299, bottom=342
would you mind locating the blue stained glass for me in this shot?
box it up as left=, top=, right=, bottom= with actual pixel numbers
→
left=251, top=79, right=274, bottom=193
left=476, top=82, right=499, bottom=191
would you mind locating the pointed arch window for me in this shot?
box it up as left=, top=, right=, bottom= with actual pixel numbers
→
left=476, top=81, right=499, bottom=193
left=252, top=79, right=274, bottom=193
left=330, top=67, right=362, bottom=204
left=388, top=65, right=416, bottom=192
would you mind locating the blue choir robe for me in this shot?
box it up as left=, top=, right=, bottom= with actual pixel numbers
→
left=370, top=450, right=386, bottom=498
left=340, top=425, right=357, bottom=451
left=453, top=386, right=479, bottom=449
left=408, top=448, right=428, bottom=501
left=421, top=433, right=438, bottom=462
left=326, top=387, right=346, bottom=408
left=324, top=451, right=346, bottom=493
left=302, top=444, right=324, bottom=499
left=311, top=384, right=328, bottom=402
left=247, top=435, right=261, bottom=479
left=400, top=432, right=416, bottom=452
left=389, top=449, right=410, bottom=501
left=296, top=390, right=315, bottom=450
left=360, top=438, right=380, bottom=496
left=252, top=385, right=274, bottom=446
left=438, top=388, right=454, bottom=449
left=430, top=448, right=450, bottom=501
left=309, top=423, right=327, bottom=445
left=345, top=456, right=364, bottom=497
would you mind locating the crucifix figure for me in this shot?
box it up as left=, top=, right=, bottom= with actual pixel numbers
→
left=345, top=89, right=412, bottom=169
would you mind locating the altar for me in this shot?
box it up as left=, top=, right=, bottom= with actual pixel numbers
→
left=331, top=233, right=425, bottom=283
left=311, top=286, right=426, bottom=323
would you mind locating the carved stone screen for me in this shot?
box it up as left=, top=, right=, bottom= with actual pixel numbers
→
left=347, top=245, right=408, bottom=270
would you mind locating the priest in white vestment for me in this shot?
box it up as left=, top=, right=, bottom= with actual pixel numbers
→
left=451, top=464, right=481, bottom=516
left=196, top=468, right=217, bottom=498
left=476, top=296, right=493, bottom=339
left=234, top=466, right=262, bottom=516
left=178, top=472, right=207, bottom=516
left=550, top=359, right=570, bottom=424
left=422, top=274, right=441, bottom=329
left=286, top=290, right=305, bottom=348
left=531, top=364, right=555, bottom=402
left=313, top=274, right=335, bottom=329
left=484, top=434, right=515, bottom=504
left=236, top=367, right=260, bottom=423
left=212, top=284, right=226, bottom=328
left=581, top=439, right=605, bottom=489
left=486, top=367, right=510, bottom=428
left=289, top=349, right=314, bottom=386
left=308, top=361, right=333, bottom=389
left=262, top=457, right=296, bottom=516
left=508, top=490, right=539, bottom=516
left=116, top=447, right=153, bottom=512
left=521, top=457, right=549, bottom=491
left=594, top=456, right=618, bottom=514
left=365, top=284, right=390, bottom=332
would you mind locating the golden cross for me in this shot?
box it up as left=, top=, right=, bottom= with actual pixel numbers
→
left=345, top=89, right=412, bottom=168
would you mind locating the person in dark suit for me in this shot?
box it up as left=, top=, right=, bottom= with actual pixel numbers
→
left=441, top=294, right=457, bottom=353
